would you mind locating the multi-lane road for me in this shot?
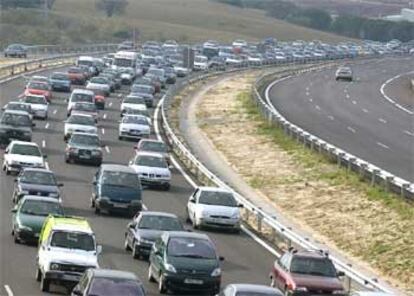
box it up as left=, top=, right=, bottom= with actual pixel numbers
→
left=267, top=56, right=414, bottom=182
left=0, top=67, right=276, bottom=295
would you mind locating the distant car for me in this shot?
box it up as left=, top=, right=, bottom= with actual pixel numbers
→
left=0, top=110, right=34, bottom=144
left=2, top=101, right=34, bottom=120
left=86, top=77, right=111, bottom=97
left=3, top=140, right=46, bottom=175
left=65, top=132, right=103, bottom=166
left=123, top=108, right=151, bottom=123
left=92, top=164, right=143, bottom=216
left=124, top=211, right=184, bottom=259
left=67, top=89, right=95, bottom=114
left=64, top=114, right=97, bottom=141
left=21, top=95, right=48, bottom=120
left=220, top=284, right=283, bottom=296
left=67, top=67, right=86, bottom=85
left=148, top=231, right=223, bottom=295
left=11, top=196, right=64, bottom=244
left=129, top=152, right=171, bottom=190
left=69, top=102, right=99, bottom=122
left=270, top=249, right=347, bottom=296
left=186, top=187, right=242, bottom=232
left=121, top=96, right=147, bottom=115
left=71, top=269, right=146, bottom=296
left=24, top=81, right=52, bottom=102
left=134, top=139, right=170, bottom=165
left=12, top=168, right=63, bottom=203
left=335, top=66, right=353, bottom=81
left=4, top=44, right=27, bottom=58
left=29, top=75, right=50, bottom=85
left=130, top=84, right=155, bottom=108
left=193, top=55, right=208, bottom=71
left=120, top=68, right=136, bottom=85
left=49, top=72, right=72, bottom=92
left=163, top=67, right=177, bottom=84
left=119, top=115, right=151, bottom=141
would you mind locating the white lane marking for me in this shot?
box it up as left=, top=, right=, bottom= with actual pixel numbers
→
left=309, top=98, right=313, bottom=102
left=377, top=142, right=390, bottom=150
left=101, top=128, right=105, bottom=135
left=241, top=226, right=280, bottom=257
left=345, top=94, right=350, bottom=99
left=305, top=87, right=309, bottom=92
left=45, top=122, right=49, bottom=129
left=380, top=71, right=414, bottom=115
left=42, top=140, right=46, bottom=148
left=105, top=146, right=110, bottom=154
left=362, top=108, right=369, bottom=113
left=305, top=92, right=310, bottom=96
left=108, top=102, right=113, bottom=107
left=352, top=100, right=357, bottom=105
left=347, top=126, right=356, bottom=133
left=378, top=118, right=387, bottom=124
left=103, top=113, right=107, bottom=119
left=117, top=94, right=122, bottom=98
left=403, top=130, right=414, bottom=137
left=142, top=204, right=148, bottom=211
left=328, top=115, right=335, bottom=120
left=315, top=105, right=321, bottom=110
left=5, top=285, right=14, bottom=296
left=53, top=109, right=57, bottom=115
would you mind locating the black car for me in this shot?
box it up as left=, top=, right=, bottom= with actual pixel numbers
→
left=164, top=67, right=177, bottom=84
left=0, top=110, right=34, bottom=144
left=2, top=102, right=34, bottom=119
left=4, top=44, right=27, bottom=58
left=92, top=164, right=143, bottom=216
left=12, top=168, right=63, bottom=203
left=71, top=269, right=146, bottom=296
left=124, top=211, right=184, bottom=259
left=148, top=231, right=224, bottom=295
left=64, top=132, right=103, bottom=166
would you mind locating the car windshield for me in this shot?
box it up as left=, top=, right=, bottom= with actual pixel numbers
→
left=50, top=231, right=95, bottom=251
left=140, top=141, right=167, bottom=153
left=89, top=278, right=145, bottom=296
left=135, top=155, right=167, bottom=168
left=167, top=237, right=216, bottom=259
left=10, top=144, right=41, bottom=156
left=91, top=77, right=108, bottom=84
left=102, top=171, right=139, bottom=188
left=73, top=103, right=96, bottom=112
left=123, top=116, right=148, bottom=125
left=70, top=134, right=100, bottom=146
left=25, top=96, right=46, bottom=104
left=28, top=82, right=48, bottom=90
left=131, top=85, right=152, bottom=94
left=138, top=215, right=182, bottom=231
left=6, top=103, right=29, bottom=112
left=72, top=93, right=93, bottom=103
left=198, top=191, right=237, bottom=207
left=2, top=104, right=27, bottom=121
left=20, top=171, right=56, bottom=185
left=126, top=109, right=148, bottom=116
left=51, top=73, right=68, bottom=80
left=236, top=292, right=280, bottom=296
left=290, top=257, right=337, bottom=277
left=124, top=97, right=146, bottom=104
left=20, top=200, right=63, bottom=216
left=67, top=115, right=96, bottom=126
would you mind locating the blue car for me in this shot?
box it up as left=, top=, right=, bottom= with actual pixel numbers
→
left=49, top=72, right=71, bottom=92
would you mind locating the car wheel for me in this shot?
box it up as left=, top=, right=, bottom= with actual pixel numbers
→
left=148, top=264, right=156, bottom=283
left=192, top=215, right=199, bottom=229
left=185, top=209, right=191, bottom=223
left=118, top=136, right=123, bottom=140
left=158, top=273, right=167, bottom=294
left=163, top=183, right=170, bottom=191
left=40, top=273, right=50, bottom=292
left=90, top=196, right=95, bottom=208
left=13, top=231, right=20, bottom=244
left=5, top=165, right=10, bottom=175
left=124, top=236, right=131, bottom=251
left=132, top=243, right=140, bottom=259
left=35, top=267, right=42, bottom=282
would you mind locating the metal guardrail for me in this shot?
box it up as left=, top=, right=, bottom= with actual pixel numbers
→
left=23, top=43, right=119, bottom=57
left=160, top=65, right=397, bottom=294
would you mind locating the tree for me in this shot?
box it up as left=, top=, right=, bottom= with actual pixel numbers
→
left=96, top=0, right=128, bottom=17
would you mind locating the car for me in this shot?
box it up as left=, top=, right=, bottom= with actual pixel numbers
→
left=123, top=108, right=151, bottom=122
left=2, top=141, right=46, bottom=175
left=91, top=164, right=143, bottom=216
left=69, top=102, right=99, bottom=122
left=4, top=43, right=27, bottom=58
left=64, top=114, right=97, bottom=141
left=24, top=81, right=52, bottom=102
left=146, top=67, right=166, bottom=88
left=93, top=93, right=106, bottom=110
left=71, top=269, right=146, bottom=296
left=186, top=187, right=242, bottom=232
left=86, top=76, right=111, bottom=97
left=129, top=152, right=171, bottom=190
left=67, top=67, right=87, bottom=85
left=49, top=72, right=72, bottom=92
left=270, top=249, right=347, bottom=296
left=148, top=231, right=223, bottom=295
left=12, top=168, right=63, bottom=203
left=2, top=101, right=34, bottom=120
left=67, top=89, right=95, bottom=115
left=65, top=132, right=103, bottom=166
left=194, top=55, right=209, bottom=71
left=29, top=75, right=50, bottom=85
left=21, top=95, right=49, bottom=120
left=120, top=68, right=136, bottom=85
left=219, top=284, right=283, bottom=296
left=164, top=67, right=177, bottom=84
left=124, top=211, right=184, bottom=259
left=130, top=84, right=155, bottom=108
left=335, top=66, right=353, bottom=81
left=11, top=196, right=64, bottom=244
left=119, top=115, right=151, bottom=141
left=134, top=139, right=170, bottom=165
left=0, top=110, right=34, bottom=144
left=121, top=96, right=148, bottom=115
left=35, top=215, right=101, bottom=292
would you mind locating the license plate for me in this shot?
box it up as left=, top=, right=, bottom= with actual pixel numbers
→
left=79, top=154, right=91, bottom=159
left=113, top=203, right=128, bottom=208
left=184, top=279, right=203, bottom=285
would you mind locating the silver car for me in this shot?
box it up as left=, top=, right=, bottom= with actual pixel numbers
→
left=219, top=284, right=283, bottom=296
left=335, top=66, right=353, bottom=81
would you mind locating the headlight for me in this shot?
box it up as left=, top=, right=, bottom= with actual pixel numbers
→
left=91, top=150, right=102, bottom=156
left=100, top=196, right=110, bottom=202
left=88, top=129, right=97, bottom=134
left=50, top=263, right=60, bottom=270
left=211, top=268, right=221, bottom=277
left=231, top=211, right=240, bottom=219
left=137, top=237, right=153, bottom=245
left=165, top=263, right=176, bottom=273
left=67, top=128, right=74, bottom=133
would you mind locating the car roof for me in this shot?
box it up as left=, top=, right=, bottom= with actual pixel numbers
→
left=24, top=94, right=46, bottom=99
left=91, top=269, right=139, bottom=281
left=198, top=186, right=232, bottom=193
left=140, top=139, right=165, bottom=144
left=136, top=151, right=165, bottom=158
left=8, top=101, right=30, bottom=106
left=20, top=195, right=61, bottom=203
left=69, top=113, right=94, bottom=118
left=291, top=249, right=330, bottom=259
left=351, top=293, right=395, bottom=296
left=71, top=88, right=94, bottom=95
left=48, top=216, right=92, bottom=234
left=21, top=167, right=53, bottom=174
left=3, top=109, right=30, bottom=116
left=140, top=211, right=178, bottom=218
left=101, top=164, right=136, bottom=174
left=167, top=231, right=210, bottom=240
left=123, top=114, right=148, bottom=120
left=10, top=140, right=39, bottom=147
left=230, top=284, right=282, bottom=293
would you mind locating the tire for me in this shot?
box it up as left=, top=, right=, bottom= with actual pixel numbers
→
left=148, top=264, right=156, bottom=283
left=94, top=205, right=101, bottom=215
left=35, top=267, right=41, bottom=282
left=132, top=243, right=140, bottom=259
left=158, top=273, right=167, bottom=294
left=5, top=164, right=10, bottom=175
left=118, top=136, right=123, bottom=140
left=163, top=183, right=170, bottom=191
left=13, top=229, right=20, bottom=244
left=40, top=273, right=50, bottom=292
left=192, top=215, right=198, bottom=229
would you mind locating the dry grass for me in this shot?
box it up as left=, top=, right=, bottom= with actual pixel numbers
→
left=196, top=74, right=414, bottom=294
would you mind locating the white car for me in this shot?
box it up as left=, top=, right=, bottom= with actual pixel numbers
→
left=232, top=39, right=247, bottom=48
left=86, top=77, right=111, bottom=97
left=67, top=89, right=95, bottom=114
left=129, top=151, right=171, bottom=190
left=119, top=115, right=150, bottom=140
left=2, top=141, right=46, bottom=174
left=21, top=95, right=48, bottom=120
left=335, top=66, right=353, bottom=81
left=186, top=186, right=242, bottom=232
left=120, top=96, right=147, bottom=115
left=64, top=114, right=97, bottom=141
left=193, top=55, right=208, bottom=71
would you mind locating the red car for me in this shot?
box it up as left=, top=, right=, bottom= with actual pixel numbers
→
left=270, top=249, right=347, bottom=296
left=94, top=94, right=105, bottom=110
left=24, top=81, right=52, bottom=102
left=67, top=67, right=86, bottom=85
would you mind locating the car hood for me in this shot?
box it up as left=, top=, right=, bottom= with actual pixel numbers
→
left=196, top=204, right=239, bottom=217
left=131, top=165, right=170, bottom=176
left=120, top=123, right=150, bottom=131
left=121, top=103, right=147, bottom=111
left=71, top=111, right=97, bottom=117
left=18, top=213, right=48, bottom=233
left=69, top=143, right=100, bottom=150
left=29, top=104, right=47, bottom=111
left=7, top=154, right=43, bottom=165
left=100, top=185, right=141, bottom=201
left=291, top=273, right=344, bottom=291
left=65, top=123, right=97, bottom=133
left=168, top=256, right=218, bottom=273
left=46, top=248, right=98, bottom=267
left=87, top=83, right=110, bottom=90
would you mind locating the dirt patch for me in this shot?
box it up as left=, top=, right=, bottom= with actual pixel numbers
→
left=196, top=74, right=414, bottom=294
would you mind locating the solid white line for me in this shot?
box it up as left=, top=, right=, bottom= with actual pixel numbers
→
left=377, top=142, right=390, bottom=150
left=241, top=226, right=280, bottom=257
left=347, top=126, right=356, bottom=133
left=328, top=115, right=335, bottom=120
left=105, top=146, right=110, bottom=154
left=4, top=285, right=13, bottom=296
left=378, top=118, right=387, bottom=124
left=45, top=122, right=49, bottom=129
left=101, top=128, right=105, bottom=135
left=403, top=130, right=414, bottom=137
left=362, top=108, right=369, bottom=113
left=380, top=71, right=414, bottom=115
left=42, top=140, right=46, bottom=148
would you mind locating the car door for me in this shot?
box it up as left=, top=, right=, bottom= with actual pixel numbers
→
left=187, top=188, right=199, bottom=221
left=151, top=236, right=166, bottom=279
left=274, top=253, right=291, bottom=291
left=92, top=169, right=101, bottom=201
left=127, top=215, right=139, bottom=247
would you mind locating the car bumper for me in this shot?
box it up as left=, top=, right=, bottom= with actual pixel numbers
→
left=119, top=131, right=149, bottom=140
left=15, top=228, right=39, bottom=243
left=8, top=162, right=44, bottom=172
left=97, top=200, right=142, bottom=213
left=0, top=134, right=31, bottom=144
left=199, top=217, right=240, bottom=229
left=51, top=84, right=71, bottom=91
left=65, top=152, right=102, bottom=165
left=133, top=242, right=153, bottom=256
left=163, top=273, right=220, bottom=293
left=140, top=177, right=170, bottom=186
left=44, top=271, right=82, bottom=284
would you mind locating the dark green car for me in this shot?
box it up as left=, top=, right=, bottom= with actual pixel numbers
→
left=148, top=231, right=224, bottom=295
left=11, top=195, right=64, bottom=244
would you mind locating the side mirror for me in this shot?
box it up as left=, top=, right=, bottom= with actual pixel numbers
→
left=337, top=271, right=345, bottom=277
left=32, top=122, right=36, bottom=127
left=189, top=198, right=196, bottom=203
left=43, top=154, right=47, bottom=159
left=238, top=204, right=244, bottom=208
left=11, top=207, right=17, bottom=213
left=96, top=245, right=103, bottom=255
left=219, top=256, right=225, bottom=261
left=58, top=183, right=64, bottom=187
left=128, top=222, right=135, bottom=229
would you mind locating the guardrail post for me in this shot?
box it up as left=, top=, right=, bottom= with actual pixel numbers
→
left=359, top=163, right=368, bottom=178
left=401, top=183, right=410, bottom=198
left=256, top=212, right=263, bottom=233
left=337, top=152, right=345, bottom=167
left=348, top=157, right=356, bottom=172
left=385, top=176, right=394, bottom=192
left=371, top=169, right=380, bottom=186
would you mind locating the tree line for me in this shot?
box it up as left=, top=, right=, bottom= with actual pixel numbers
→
left=213, top=0, right=414, bottom=42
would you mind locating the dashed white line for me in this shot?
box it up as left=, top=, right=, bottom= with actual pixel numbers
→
left=403, top=130, right=414, bottom=137
left=103, top=113, right=107, bottom=119
left=315, top=105, right=321, bottom=110
left=362, top=108, right=369, bottom=113
left=101, top=128, right=105, bottom=135
left=45, top=122, right=49, bottom=129
left=352, top=100, right=357, bottom=105
left=309, top=98, right=313, bottom=102
left=105, top=146, right=110, bottom=154
left=53, top=109, right=57, bottom=115
left=4, top=285, right=14, bottom=296
left=347, top=126, right=356, bottom=133
left=306, top=92, right=310, bottom=96
left=378, top=118, right=387, bottom=124
left=377, top=142, right=390, bottom=150
left=345, top=94, right=350, bottom=99
left=42, top=140, right=46, bottom=148
left=108, top=102, right=113, bottom=107
left=328, top=115, right=335, bottom=120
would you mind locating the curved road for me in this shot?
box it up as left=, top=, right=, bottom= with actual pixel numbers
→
left=0, top=67, right=275, bottom=295
left=268, top=57, right=414, bottom=182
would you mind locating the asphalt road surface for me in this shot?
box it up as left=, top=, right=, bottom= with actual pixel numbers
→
left=0, top=67, right=276, bottom=295
left=268, top=56, right=414, bottom=182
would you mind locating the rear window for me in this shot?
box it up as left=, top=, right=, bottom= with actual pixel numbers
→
left=101, top=171, right=140, bottom=188
left=290, top=256, right=337, bottom=278
left=167, top=237, right=217, bottom=259
left=72, top=93, right=93, bottom=103
left=89, top=278, right=146, bottom=296
left=50, top=231, right=95, bottom=251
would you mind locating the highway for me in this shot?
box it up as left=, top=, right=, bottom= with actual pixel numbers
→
left=267, top=56, right=414, bottom=182
left=0, top=67, right=276, bottom=295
